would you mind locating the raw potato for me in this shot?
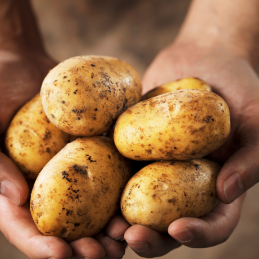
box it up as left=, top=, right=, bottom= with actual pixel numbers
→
left=30, top=137, right=131, bottom=242
left=121, top=159, right=220, bottom=232
left=41, top=55, right=142, bottom=136
left=141, top=77, right=211, bottom=101
left=114, top=89, right=230, bottom=161
left=5, top=93, right=72, bottom=180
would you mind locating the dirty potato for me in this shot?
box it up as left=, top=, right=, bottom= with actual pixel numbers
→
left=141, top=77, right=211, bottom=101
left=41, top=56, right=142, bottom=136
left=114, top=89, right=230, bottom=161
left=121, top=159, right=220, bottom=232
left=5, top=93, right=72, bottom=180
left=30, top=136, right=131, bottom=242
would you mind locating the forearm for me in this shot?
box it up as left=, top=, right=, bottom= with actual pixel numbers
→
left=175, top=0, right=259, bottom=68
left=0, top=0, right=44, bottom=52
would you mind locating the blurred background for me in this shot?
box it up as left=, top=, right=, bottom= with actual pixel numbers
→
left=1, top=0, right=259, bottom=258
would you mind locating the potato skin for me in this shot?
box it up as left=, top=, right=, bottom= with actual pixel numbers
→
left=5, top=93, right=71, bottom=180
left=121, top=159, right=220, bottom=232
left=114, top=89, right=230, bottom=161
left=41, top=55, right=142, bottom=136
left=141, top=77, right=211, bottom=101
left=30, top=137, right=131, bottom=242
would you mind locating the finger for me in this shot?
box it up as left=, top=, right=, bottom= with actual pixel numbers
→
left=124, top=225, right=180, bottom=258
left=216, top=145, right=259, bottom=203
left=70, top=237, right=105, bottom=259
left=105, top=215, right=131, bottom=241
left=168, top=195, right=244, bottom=248
left=142, top=46, right=178, bottom=94
left=0, top=153, right=29, bottom=205
left=95, top=232, right=126, bottom=259
left=0, top=196, right=72, bottom=258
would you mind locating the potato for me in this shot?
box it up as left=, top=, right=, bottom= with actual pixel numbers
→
left=41, top=55, right=142, bottom=136
left=121, top=159, right=220, bottom=232
left=5, top=93, right=72, bottom=180
left=141, top=77, right=211, bottom=101
left=30, top=136, right=131, bottom=242
left=114, top=89, right=230, bottom=161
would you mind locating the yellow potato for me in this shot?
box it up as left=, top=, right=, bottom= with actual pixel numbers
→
left=141, top=77, right=211, bottom=101
left=5, top=93, right=72, bottom=180
left=41, top=55, right=142, bottom=136
left=114, top=89, right=230, bottom=161
left=30, top=136, right=131, bottom=242
left=121, top=159, right=220, bottom=232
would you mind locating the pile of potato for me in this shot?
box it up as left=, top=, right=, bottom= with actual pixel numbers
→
left=5, top=56, right=230, bottom=241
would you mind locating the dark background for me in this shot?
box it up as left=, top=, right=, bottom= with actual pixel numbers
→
left=1, top=0, right=259, bottom=258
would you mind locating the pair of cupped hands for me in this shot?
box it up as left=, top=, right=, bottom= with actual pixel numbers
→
left=0, top=41, right=259, bottom=259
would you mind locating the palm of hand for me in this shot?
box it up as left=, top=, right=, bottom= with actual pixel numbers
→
left=121, top=44, right=258, bottom=257
left=0, top=51, right=73, bottom=258
left=143, top=45, right=259, bottom=188
left=0, top=51, right=128, bottom=258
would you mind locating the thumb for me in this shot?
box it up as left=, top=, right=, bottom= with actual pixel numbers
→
left=0, top=152, right=29, bottom=205
left=217, top=145, right=259, bottom=204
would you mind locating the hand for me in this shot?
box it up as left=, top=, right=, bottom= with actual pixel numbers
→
left=105, top=188, right=243, bottom=257
left=0, top=49, right=128, bottom=259
left=105, top=42, right=255, bottom=257
left=121, top=0, right=259, bottom=255
left=143, top=43, right=259, bottom=204
left=117, top=41, right=258, bottom=256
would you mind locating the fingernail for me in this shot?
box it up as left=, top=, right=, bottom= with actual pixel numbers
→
left=224, top=173, right=244, bottom=203
left=171, top=229, right=194, bottom=243
left=127, top=241, right=149, bottom=252
left=114, top=235, right=125, bottom=241
left=0, top=180, right=20, bottom=205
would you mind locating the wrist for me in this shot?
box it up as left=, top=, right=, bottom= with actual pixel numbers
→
left=175, top=31, right=259, bottom=69
left=174, top=0, right=259, bottom=69
left=0, top=0, right=45, bottom=54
